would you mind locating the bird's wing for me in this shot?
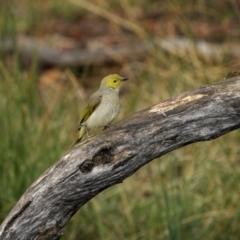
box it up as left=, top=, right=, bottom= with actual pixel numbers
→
left=78, top=91, right=102, bottom=128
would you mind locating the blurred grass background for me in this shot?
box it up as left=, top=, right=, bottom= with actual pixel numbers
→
left=1, top=0, right=240, bottom=239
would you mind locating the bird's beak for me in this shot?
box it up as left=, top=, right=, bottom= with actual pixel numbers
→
left=121, top=77, right=128, bottom=81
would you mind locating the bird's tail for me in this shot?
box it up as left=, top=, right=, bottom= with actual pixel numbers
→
left=76, top=126, right=86, bottom=143
left=68, top=126, right=86, bottom=150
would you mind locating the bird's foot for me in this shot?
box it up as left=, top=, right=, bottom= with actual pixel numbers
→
left=161, top=110, right=167, bottom=117
left=87, top=134, right=95, bottom=138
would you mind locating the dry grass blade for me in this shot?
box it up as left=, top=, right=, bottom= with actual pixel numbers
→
left=65, top=69, right=86, bottom=101
left=68, top=0, right=147, bottom=38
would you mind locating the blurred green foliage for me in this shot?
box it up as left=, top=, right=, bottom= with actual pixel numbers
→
left=0, top=0, right=240, bottom=239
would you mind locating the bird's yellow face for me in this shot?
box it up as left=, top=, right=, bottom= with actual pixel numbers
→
left=101, top=74, right=128, bottom=89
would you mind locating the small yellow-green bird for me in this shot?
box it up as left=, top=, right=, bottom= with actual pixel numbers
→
left=74, top=74, right=128, bottom=145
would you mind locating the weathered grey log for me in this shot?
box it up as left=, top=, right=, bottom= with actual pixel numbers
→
left=0, top=77, right=240, bottom=240
left=1, top=36, right=240, bottom=67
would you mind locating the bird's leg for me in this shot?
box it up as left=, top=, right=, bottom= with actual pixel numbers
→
left=86, top=127, right=95, bottom=138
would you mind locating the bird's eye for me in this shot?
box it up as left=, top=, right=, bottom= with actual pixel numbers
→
left=113, top=80, right=117, bottom=83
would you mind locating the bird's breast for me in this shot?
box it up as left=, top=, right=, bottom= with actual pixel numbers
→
left=86, top=91, right=120, bottom=129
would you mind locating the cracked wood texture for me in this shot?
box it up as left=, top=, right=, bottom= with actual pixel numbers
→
left=1, top=77, right=240, bottom=240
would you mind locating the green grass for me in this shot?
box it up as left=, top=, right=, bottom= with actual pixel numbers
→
left=1, top=0, right=240, bottom=239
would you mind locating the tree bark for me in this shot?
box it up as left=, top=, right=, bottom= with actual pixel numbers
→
left=1, top=77, right=240, bottom=240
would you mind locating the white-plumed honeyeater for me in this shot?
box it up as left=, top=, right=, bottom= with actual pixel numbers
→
left=72, top=74, right=128, bottom=147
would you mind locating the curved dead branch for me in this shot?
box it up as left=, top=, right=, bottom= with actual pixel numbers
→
left=0, top=77, right=240, bottom=239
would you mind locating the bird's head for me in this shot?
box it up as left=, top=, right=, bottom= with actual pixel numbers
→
left=101, top=74, right=128, bottom=90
